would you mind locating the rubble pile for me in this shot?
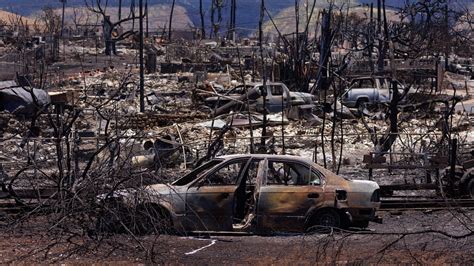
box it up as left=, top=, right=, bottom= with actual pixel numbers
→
left=0, top=27, right=472, bottom=204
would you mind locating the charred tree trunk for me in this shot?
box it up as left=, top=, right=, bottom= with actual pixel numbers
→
left=139, top=0, right=145, bottom=112
left=210, top=0, right=223, bottom=39
left=294, top=0, right=300, bottom=90
left=259, top=0, right=268, bottom=150
left=145, top=0, right=149, bottom=37
left=118, top=0, right=122, bottom=20
left=376, top=0, right=384, bottom=73
left=311, top=8, right=331, bottom=94
left=368, top=3, right=374, bottom=73
left=199, top=0, right=206, bottom=39
left=228, top=0, right=236, bottom=41
left=168, top=0, right=176, bottom=41
left=376, top=81, right=399, bottom=153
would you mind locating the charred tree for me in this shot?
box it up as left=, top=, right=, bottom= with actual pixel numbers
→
left=228, top=0, right=237, bottom=41
left=86, top=0, right=144, bottom=56
left=199, top=0, right=206, bottom=39
left=259, top=0, right=268, bottom=150
left=311, top=8, right=332, bottom=94
left=139, top=0, right=145, bottom=112
left=168, top=0, right=176, bottom=41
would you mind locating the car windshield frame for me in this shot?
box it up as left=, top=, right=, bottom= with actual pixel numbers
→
left=171, top=159, right=223, bottom=186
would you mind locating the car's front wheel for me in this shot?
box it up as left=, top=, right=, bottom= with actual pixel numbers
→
left=134, top=204, right=172, bottom=235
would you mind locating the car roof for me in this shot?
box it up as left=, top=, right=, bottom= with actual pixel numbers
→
left=214, top=154, right=342, bottom=180
left=216, top=153, right=314, bottom=164
left=236, top=82, right=285, bottom=87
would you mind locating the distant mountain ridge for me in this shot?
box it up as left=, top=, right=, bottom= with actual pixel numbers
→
left=0, top=0, right=470, bottom=35
left=0, top=0, right=409, bottom=17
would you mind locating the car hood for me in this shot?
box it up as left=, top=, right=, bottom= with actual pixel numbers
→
left=146, top=183, right=175, bottom=194
left=289, top=91, right=313, bottom=98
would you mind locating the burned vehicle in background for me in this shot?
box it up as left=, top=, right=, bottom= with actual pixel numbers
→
left=341, top=77, right=410, bottom=109
left=100, top=154, right=382, bottom=234
left=204, top=82, right=317, bottom=116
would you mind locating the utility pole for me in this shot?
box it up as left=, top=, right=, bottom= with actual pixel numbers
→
left=145, top=0, right=149, bottom=37
left=139, top=0, right=145, bottom=112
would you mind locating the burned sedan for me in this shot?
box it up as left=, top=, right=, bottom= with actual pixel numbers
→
left=101, top=154, right=381, bottom=234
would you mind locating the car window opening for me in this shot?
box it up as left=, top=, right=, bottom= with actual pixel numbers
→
left=267, top=161, right=322, bottom=186
left=202, top=160, right=247, bottom=186
left=172, top=159, right=222, bottom=186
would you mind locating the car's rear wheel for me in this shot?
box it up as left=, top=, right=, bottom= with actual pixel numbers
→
left=356, top=98, right=369, bottom=110
left=307, top=209, right=341, bottom=232
left=468, top=179, right=474, bottom=199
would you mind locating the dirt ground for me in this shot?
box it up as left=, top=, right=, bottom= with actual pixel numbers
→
left=0, top=209, right=472, bottom=264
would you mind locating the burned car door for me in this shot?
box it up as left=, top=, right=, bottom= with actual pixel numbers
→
left=256, top=85, right=288, bottom=113
left=256, top=159, right=325, bottom=232
left=184, top=158, right=250, bottom=231
left=265, top=85, right=288, bottom=113
left=232, top=158, right=264, bottom=230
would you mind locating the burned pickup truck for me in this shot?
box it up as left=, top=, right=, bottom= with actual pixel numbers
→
left=341, top=77, right=409, bottom=109
left=99, top=154, right=381, bottom=234
left=204, top=82, right=316, bottom=116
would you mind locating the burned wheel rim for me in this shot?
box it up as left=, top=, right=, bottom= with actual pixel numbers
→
left=319, top=212, right=339, bottom=227
left=308, top=209, right=341, bottom=231
left=468, top=179, right=474, bottom=199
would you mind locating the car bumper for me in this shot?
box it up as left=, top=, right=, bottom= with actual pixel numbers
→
left=346, top=208, right=382, bottom=223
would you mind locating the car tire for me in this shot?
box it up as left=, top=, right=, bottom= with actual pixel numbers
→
left=356, top=99, right=368, bottom=109
left=307, top=209, right=341, bottom=232
left=134, top=204, right=172, bottom=235
left=468, top=179, right=474, bottom=199
left=95, top=199, right=132, bottom=234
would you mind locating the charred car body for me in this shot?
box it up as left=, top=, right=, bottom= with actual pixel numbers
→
left=341, top=77, right=409, bottom=109
left=101, top=154, right=381, bottom=234
left=205, top=82, right=316, bottom=116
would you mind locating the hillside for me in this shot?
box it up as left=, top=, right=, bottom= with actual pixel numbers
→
left=262, top=3, right=402, bottom=38
left=0, top=9, right=39, bottom=27
left=32, top=4, right=194, bottom=32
